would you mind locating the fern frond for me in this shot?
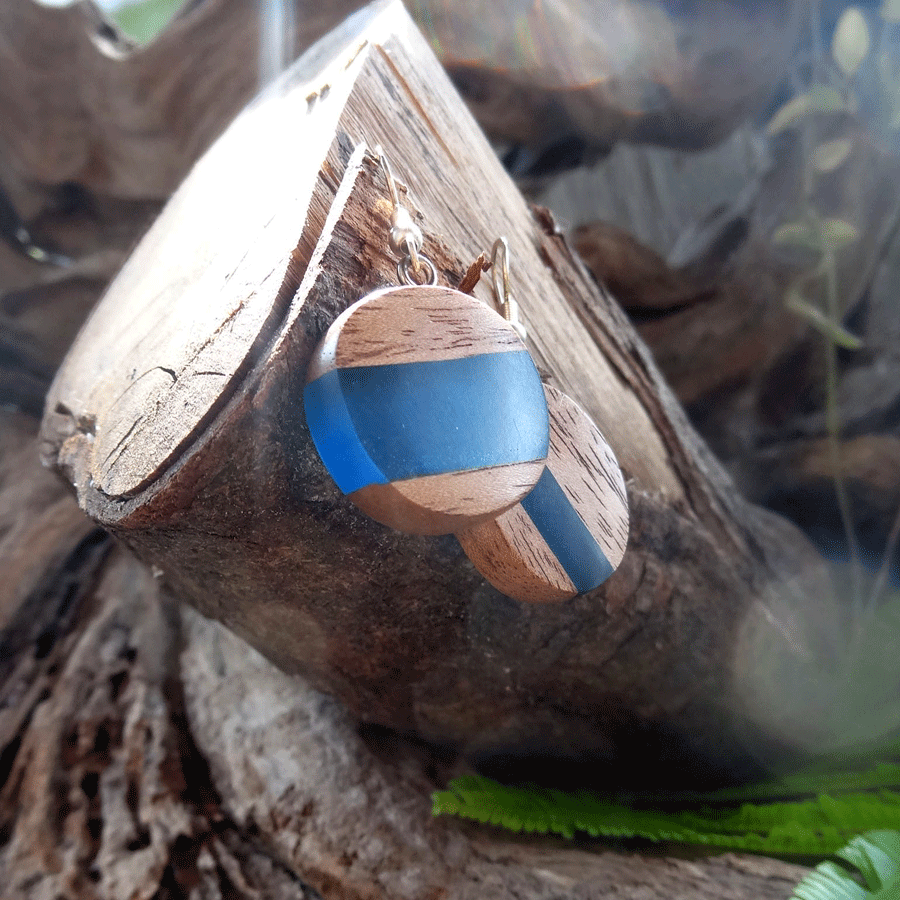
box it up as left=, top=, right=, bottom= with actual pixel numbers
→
left=433, top=776, right=900, bottom=855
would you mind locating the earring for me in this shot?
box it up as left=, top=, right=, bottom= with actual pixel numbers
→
left=303, top=149, right=550, bottom=535
left=456, top=238, right=630, bottom=602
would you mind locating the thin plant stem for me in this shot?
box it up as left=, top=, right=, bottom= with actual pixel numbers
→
left=810, top=0, right=824, bottom=83
left=822, top=247, right=861, bottom=608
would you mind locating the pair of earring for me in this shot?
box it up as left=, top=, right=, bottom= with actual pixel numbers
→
left=303, top=146, right=629, bottom=603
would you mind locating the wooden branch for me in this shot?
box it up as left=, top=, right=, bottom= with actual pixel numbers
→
left=0, top=413, right=809, bottom=898
left=39, top=0, right=833, bottom=789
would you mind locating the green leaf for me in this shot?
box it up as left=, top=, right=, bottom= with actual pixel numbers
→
left=111, top=0, right=186, bottom=44
left=773, top=220, right=823, bottom=252
left=823, top=218, right=861, bottom=251
left=433, top=776, right=900, bottom=855
left=882, top=0, right=900, bottom=24
left=833, top=8, right=871, bottom=79
left=785, top=288, right=864, bottom=350
left=791, top=831, right=900, bottom=899
left=813, top=139, right=854, bottom=172
left=767, top=86, right=847, bottom=133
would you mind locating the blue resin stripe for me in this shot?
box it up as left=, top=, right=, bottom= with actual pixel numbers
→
left=303, top=360, right=387, bottom=494
left=303, top=350, right=548, bottom=495
left=521, top=467, right=614, bottom=594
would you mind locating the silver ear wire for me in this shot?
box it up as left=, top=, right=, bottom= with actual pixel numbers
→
left=373, top=145, right=436, bottom=286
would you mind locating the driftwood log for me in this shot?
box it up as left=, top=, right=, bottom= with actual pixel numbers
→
left=0, top=1, right=840, bottom=897
left=40, top=0, right=833, bottom=777
left=0, top=414, right=809, bottom=899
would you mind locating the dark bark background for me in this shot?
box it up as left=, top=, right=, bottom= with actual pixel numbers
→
left=2, top=0, right=897, bottom=897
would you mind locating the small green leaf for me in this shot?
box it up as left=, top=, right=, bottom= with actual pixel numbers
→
left=833, top=8, right=871, bottom=79
left=111, top=0, right=186, bottom=44
left=786, top=288, right=864, bottom=350
left=813, top=138, right=853, bottom=172
left=882, top=0, right=900, bottom=24
left=823, top=218, right=860, bottom=251
left=768, top=86, right=847, bottom=133
left=773, top=220, right=822, bottom=252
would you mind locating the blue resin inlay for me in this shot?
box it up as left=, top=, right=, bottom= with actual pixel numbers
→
left=521, top=467, right=614, bottom=594
left=303, top=350, right=548, bottom=495
left=303, top=361, right=387, bottom=494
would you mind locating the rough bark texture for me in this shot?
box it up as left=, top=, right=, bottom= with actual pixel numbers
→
left=0, top=1, right=833, bottom=897
left=0, top=418, right=809, bottom=897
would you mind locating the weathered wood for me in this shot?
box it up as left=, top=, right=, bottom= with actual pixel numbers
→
left=0, top=3, right=838, bottom=898
left=0, top=417, right=810, bottom=898
left=40, top=0, right=833, bottom=789
left=458, top=385, right=629, bottom=602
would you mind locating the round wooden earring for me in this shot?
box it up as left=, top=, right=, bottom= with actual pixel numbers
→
left=457, top=384, right=629, bottom=602
left=304, top=283, right=550, bottom=535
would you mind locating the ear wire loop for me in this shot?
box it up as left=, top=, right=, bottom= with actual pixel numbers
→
left=373, top=145, right=437, bottom=286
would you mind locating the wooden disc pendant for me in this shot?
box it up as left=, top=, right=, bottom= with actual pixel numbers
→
left=457, top=385, right=629, bottom=602
left=304, top=284, right=550, bottom=535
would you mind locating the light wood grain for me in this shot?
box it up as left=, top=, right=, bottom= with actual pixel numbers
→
left=458, top=502, right=577, bottom=602
left=349, top=461, right=546, bottom=534
left=546, top=387, right=630, bottom=567
left=305, top=283, right=548, bottom=532
left=459, top=385, right=629, bottom=602
left=306, top=284, right=524, bottom=381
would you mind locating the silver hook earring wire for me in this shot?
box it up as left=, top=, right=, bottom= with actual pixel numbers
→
left=491, top=237, right=527, bottom=341
left=373, top=145, right=437, bottom=286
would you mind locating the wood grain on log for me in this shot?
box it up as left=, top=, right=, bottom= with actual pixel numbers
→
left=0, top=3, right=840, bottom=898
left=0, top=410, right=810, bottom=898
left=39, top=0, right=834, bottom=790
